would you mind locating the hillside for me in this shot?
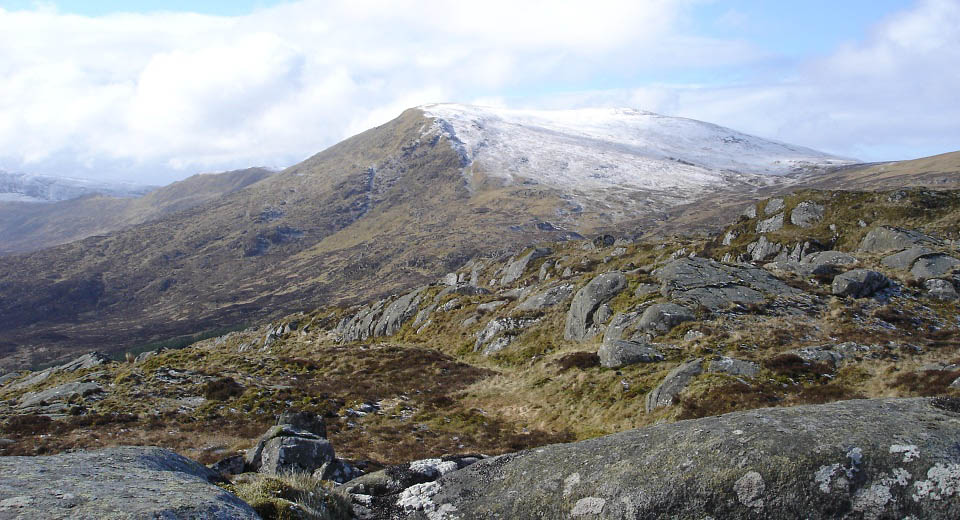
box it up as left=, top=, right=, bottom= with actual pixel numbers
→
left=1, top=188, right=956, bottom=478
left=0, top=106, right=877, bottom=370
left=0, top=170, right=154, bottom=202
left=0, top=167, right=275, bottom=255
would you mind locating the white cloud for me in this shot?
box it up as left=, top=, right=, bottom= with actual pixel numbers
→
left=0, top=0, right=955, bottom=182
left=623, top=0, right=960, bottom=161
left=0, top=0, right=746, bottom=182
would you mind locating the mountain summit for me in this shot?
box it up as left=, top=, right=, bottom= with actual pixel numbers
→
left=421, top=104, right=854, bottom=198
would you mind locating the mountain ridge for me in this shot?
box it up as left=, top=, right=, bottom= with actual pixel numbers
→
left=0, top=170, right=156, bottom=203
left=0, top=167, right=276, bottom=255
left=0, top=106, right=953, bottom=371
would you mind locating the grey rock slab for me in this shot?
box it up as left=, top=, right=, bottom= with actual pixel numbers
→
left=790, top=201, right=825, bottom=228
left=708, top=356, right=760, bottom=378
left=396, top=398, right=960, bottom=520
left=742, top=204, right=758, bottom=219
left=18, top=381, right=103, bottom=409
left=747, top=236, right=782, bottom=262
left=602, top=311, right=642, bottom=342
left=801, top=250, right=858, bottom=269
left=56, top=351, right=112, bottom=372
left=7, top=351, right=112, bottom=392
left=452, top=284, right=491, bottom=296
left=563, top=271, right=627, bottom=341
left=787, top=347, right=846, bottom=367
left=637, top=303, right=695, bottom=334
left=315, top=459, right=363, bottom=484
left=882, top=246, right=936, bottom=271
left=338, top=299, right=386, bottom=343
left=598, top=339, right=664, bottom=368
left=911, top=254, right=960, bottom=280
left=633, top=283, right=659, bottom=298
left=475, top=316, right=539, bottom=355
left=832, top=269, right=890, bottom=298
left=0, top=372, right=21, bottom=387
left=764, top=197, right=784, bottom=215
left=858, top=226, right=938, bottom=253
left=258, top=436, right=336, bottom=475
left=0, top=446, right=259, bottom=519
left=645, top=358, right=703, bottom=412
left=244, top=424, right=323, bottom=472
left=501, top=247, right=552, bottom=285
left=593, top=303, right=613, bottom=325
left=654, top=257, right=797, bottom=312
left=373, top=288, right=425, bottom=337
left=925, top=279, right=959, bottom=300
left=516, top=283, right=573, bottom=311
left=756, top=213, right=784, bottom=233
left=476, top=300, right=508, bottom=313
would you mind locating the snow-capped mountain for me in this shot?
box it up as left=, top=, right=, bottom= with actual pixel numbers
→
left=0, top=170, right=155, bottom=202
left=420, top=104, right=855, bottom=196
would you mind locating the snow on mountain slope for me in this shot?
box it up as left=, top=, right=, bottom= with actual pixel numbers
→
left=420, top=104, right=855, bottom=195
left=0, top=170, right=156, bottom=202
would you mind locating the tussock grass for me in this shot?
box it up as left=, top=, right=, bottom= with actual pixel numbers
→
left=229, top=472, right=352, bottom=520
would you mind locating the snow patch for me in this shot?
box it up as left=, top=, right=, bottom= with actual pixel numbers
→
left=419, top=104, right=854, bottom=203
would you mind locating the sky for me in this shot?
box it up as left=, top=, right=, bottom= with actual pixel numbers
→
left=0, top=0, right=957, bottom=184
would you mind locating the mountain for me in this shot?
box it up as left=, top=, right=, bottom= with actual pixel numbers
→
left=0, top=105, right=867, bottom=370
left=0, top=167, right=276, bottom=255
left=0, top=170, right=155, bottom=203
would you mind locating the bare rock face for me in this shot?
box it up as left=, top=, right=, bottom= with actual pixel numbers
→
left=789, top=201, right=825, bottom=228
left=858, top=226, right=938, bottom=253
left=637, top=303, right=695, bottom=334
left=832, top=269, right=890, bottom=298
left=597, top=339, right=664, bottom=369
left=394, top=398, right=960, bottom=519
left=501, top=248, right=552, bottom=285
left=653, top=257, right=798, bottom=312
left=0, top=446, right=259, bottom=519
left=563, top=272, right=627, bottom=341
left=645, top=358, right=704, bottom=412
left=756, top=213, right=784, bottom=234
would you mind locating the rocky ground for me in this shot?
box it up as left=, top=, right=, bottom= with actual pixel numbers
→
left=1, top=187, right=959, bottom=518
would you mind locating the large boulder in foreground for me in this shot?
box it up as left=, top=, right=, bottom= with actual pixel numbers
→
left=0, top=446, right=259, bottom=519
left=396, top=398, right=960, bottom=519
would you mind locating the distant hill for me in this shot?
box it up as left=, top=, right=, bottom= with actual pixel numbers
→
left=0, top=167, right=275, bottom=255
left=0, top=170, right=155, bottom=203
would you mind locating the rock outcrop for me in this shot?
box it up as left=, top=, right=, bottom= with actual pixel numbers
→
left=637, top=303, right=695, bottom=334
left=790, top=200, right=825, bottom=228
left=597, top=339, right=664, bottom=369
left=832, top=269, right=890, bottom=298
left=859, top=226, right=937, bottom=253
left=515, top=283, right=573, bottom=311
left=501, top=248, right=552, bottom=285
left=645, top=358, right=703, bottom=412
left=563, top=272, right=627, bottom=341
left=654, top=258, right=798, bottom=312
left=393, top=398, right=960, bottom=519
left=0, top=446, right=259, bottom=519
